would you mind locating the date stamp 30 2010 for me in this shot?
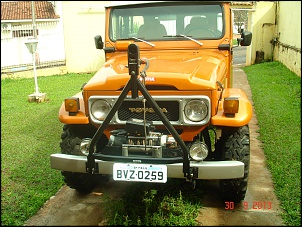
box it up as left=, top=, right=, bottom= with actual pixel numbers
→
left=225, top=201, right=272, bottom=210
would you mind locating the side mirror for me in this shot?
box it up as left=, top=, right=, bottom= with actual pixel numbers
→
left=237, top=37, right=243, bottom=46
left=240, top=31, right=252, bottom=46
left=94, top=35, right=103, bottom=49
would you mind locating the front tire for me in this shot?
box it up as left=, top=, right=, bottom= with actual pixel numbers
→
left=61, top=171, right=101, bottom=194
left=60, top=124, right=104, bottom=193
left=217, top=125, right=250, bottom=203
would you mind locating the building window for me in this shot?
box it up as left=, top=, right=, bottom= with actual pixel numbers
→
left=12, top=29, right=39, bottom=38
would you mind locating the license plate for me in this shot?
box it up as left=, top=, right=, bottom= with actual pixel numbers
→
left=113, top=163, right=167, bottom=183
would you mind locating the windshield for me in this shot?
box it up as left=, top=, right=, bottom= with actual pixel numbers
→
left=110, top=2, right=224, bottom=41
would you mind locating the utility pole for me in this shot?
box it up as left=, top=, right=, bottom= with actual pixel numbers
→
left=31, top=1, right=37, bottom=39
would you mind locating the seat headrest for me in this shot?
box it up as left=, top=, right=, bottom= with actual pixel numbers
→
left=145, top=18, right=160, bottom=25
left=190, top=17, right=208, bottom=26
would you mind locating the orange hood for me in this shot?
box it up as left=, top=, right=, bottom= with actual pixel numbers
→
left=84, top=49, right=227, bottom=91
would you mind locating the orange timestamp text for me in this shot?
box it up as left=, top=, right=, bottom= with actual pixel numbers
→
left=225, top=201, right=272, bottom=210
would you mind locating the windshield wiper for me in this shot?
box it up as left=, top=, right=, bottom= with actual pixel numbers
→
left=131, top=37, right=155, bottom=47
left=116, top=37, right=155, bottom=47
left=164, top=34, right=203, bottom=46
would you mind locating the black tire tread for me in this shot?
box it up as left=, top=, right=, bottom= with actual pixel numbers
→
left=60, top=124, right=100, bottom=193
left=218, top=125, right=250, bottom=203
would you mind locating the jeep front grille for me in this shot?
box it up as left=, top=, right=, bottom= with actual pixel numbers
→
left=88, top=95, right=211, bottom=126
left=118, top=100, right=179, bottom=121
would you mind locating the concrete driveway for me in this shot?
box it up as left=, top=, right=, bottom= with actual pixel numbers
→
left=195, top=66, right=284, bottom=226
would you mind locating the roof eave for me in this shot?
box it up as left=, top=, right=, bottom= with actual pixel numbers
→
left=105, top=1, right=232, bottom=8
left=1, top=19, right=60, bottom=23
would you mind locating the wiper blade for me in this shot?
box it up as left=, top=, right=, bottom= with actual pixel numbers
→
left=131, top=37, right=155, bottom=47
left=164, top=34, right=203, bottom=46
left=179, top=34, right=203, bottom=46
left=116, top=37, right=155, bottom=47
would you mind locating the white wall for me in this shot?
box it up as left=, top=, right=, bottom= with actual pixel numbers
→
left=251, top=2, right=276, bottom=63
left=62, top=1, right=108, bottom=73
left=1, top=22, right=64, bottom=69
left=1, top=1, right=65, bottom=73
left=251, top=1, right=301, bottom=76
left=273, top=1, right=301, bottom=76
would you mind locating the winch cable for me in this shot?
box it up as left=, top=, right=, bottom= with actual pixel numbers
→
left=140, top=58, right=149, bottom=152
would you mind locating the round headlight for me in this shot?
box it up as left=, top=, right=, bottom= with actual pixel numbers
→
left=184, top=100, right=208, bottom=122
left=189, top=142, right=209, bottom=161
left=91, top=100, right=111, bottom=121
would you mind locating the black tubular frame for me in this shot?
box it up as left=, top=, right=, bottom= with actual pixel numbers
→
left=86, top=44, right=191, bottom=180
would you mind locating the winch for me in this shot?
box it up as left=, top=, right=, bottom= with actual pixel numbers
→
left=107, top=118, right=178, bottom=158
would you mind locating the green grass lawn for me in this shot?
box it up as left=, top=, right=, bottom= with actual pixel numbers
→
left=243, top=61, right=301, bottom=226
left=1, top=73, right=94, bottom=226
left=1, top=61, right=301, bottom=226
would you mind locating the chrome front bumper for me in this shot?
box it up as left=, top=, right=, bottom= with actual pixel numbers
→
left=50, top=153, right=244, bottom=180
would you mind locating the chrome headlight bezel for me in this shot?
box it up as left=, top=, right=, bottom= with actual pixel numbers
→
left=90, top=99, right=112, bottom=121
left=184, top=99, right=208, bottom=122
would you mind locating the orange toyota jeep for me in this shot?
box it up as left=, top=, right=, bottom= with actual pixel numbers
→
left=50, top=1, right=253, bottom=202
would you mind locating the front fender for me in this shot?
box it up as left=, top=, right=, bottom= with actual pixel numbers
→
left=58, top=92, right=89, bottom=124
left=211, top=88, right=253, bottom=127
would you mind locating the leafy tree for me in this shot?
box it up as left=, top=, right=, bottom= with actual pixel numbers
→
left=233, top=10, right=248, bottom=33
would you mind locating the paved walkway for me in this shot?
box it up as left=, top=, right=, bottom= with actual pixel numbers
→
left=195, top=66, right=285, bottom=226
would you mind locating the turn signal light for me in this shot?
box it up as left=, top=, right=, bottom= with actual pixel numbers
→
left=223, top=97, right=239, bottom=117
left=65, top=97, right=80, bottom=116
